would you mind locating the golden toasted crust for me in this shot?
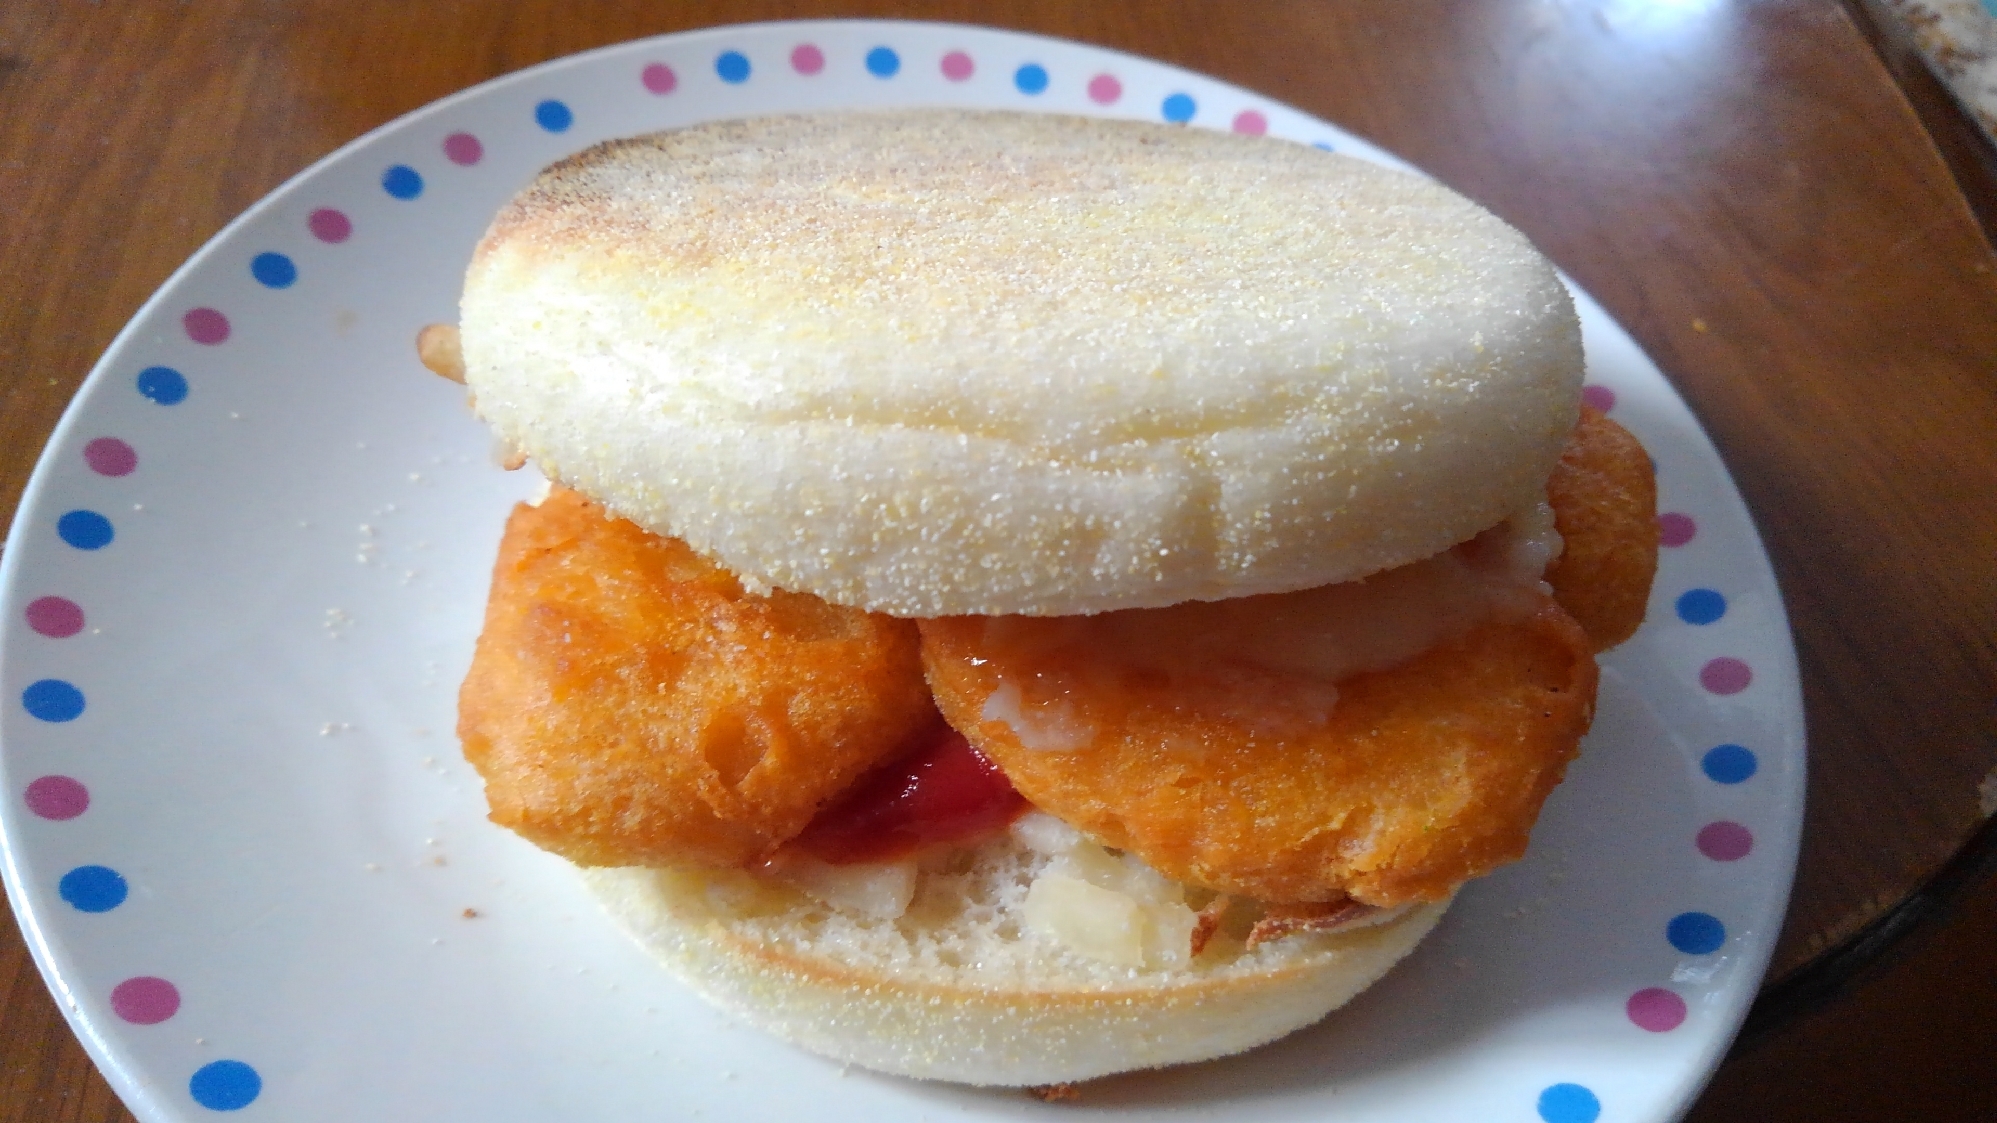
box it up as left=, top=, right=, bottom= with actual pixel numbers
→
left=461, top=110, right=1583, bottom=616
left=1546, top=407, right=1659, bottom=651
left=457, top=488, right=935, bottom=868
left=920, top=597, right=1597, bottom=908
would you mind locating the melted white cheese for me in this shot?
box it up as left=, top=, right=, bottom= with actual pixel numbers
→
left=979, top=508, right=1563, bottom=749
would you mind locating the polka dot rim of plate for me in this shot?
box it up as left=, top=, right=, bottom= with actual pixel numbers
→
left=0, top=20, right=1803, bottom=1123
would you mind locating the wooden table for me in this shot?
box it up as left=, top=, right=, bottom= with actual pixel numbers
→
left=2, top=2, right=1993, bottom=1119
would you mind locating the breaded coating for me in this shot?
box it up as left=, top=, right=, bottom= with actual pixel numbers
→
left=458, top=488, right=935, bottom=869
left=921, top=597, right=1597, bottom=908
left=1245, top=899, right=1379, bottom=949
left=461, top=414, right=1654, bottom=891
left=917, top=411, right=1656, bottom=908
left=1547, top=407, right=1658, bottom=651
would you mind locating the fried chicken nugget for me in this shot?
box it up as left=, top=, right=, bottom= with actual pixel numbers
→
left=1547, top=406, right=1658, bottom=651
left=919, top=411, right=1655, bottom=908
left=922, top=597, right=1596, bottom=907
left=458, top=487, right=935, bottom=869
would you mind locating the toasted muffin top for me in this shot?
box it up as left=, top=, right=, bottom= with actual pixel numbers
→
left=462, top=110, right=1580, bottom=616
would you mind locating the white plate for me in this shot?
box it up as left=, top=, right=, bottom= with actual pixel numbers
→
left=0, top=20, right=1803, bottom=1123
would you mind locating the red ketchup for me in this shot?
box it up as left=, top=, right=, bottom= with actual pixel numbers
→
left=792, top=725, right=1028, bottom=864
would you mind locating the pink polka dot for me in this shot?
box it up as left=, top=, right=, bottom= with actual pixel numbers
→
left=791, top=44, right=825, bottom=75
left=1700, top=657, right=1753, bottom=695
left=642, top=62, right=678, bottom=94
left=1581, top=384, right=1616, bottom=412
left=941, top=51, right=974, bottom=81
left=83, top=437, right=136, bottom=477
left=1232, top=110, right=1268, bottom=135
left=1658, top=512, right=1697, bottom=547
left=1626, top=987, right=1686, bottom=1032
left=110, top=977, right=180, bottom=1025
left=183, top=308, right=229, bottom=345
left=1697, top=820, right=1754, bottom=861
left=1088, top=73, right=1122, bottom=104
left=443, top=132, right=483, bottom=166
left=308, top=208, right=352, bottom=244
left=24, top=776, right=88, bottom=821
left=26, top=597, right=84, bottom=638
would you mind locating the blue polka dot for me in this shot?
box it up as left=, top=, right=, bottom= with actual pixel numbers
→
left=58, top=865, right=126, bottom=912
left=715, top=50, right=751, bottom=83
left=1702, top=743, right=1758, bottom=784
left=189, top=1060, right=262, bottom=1111
left=381, top=165, right=423, bottom=200
left=534, top=99, right=573, bottom=132
left=1667, top=911, right=1727, bottom=954
left=1014, top=63, right=1049, bottom=95
left=136, top=366, right=188, bottom=405
left=1676, top=587, right=1727, bottom=625
left=23, top=679, right=85, bottom=723
left=57, top=510, right=113, bottom=550
left=1537, top=1083, right=1601, bottom=1123
left=865, top=47, right=900, bottom=78
left=249, top=252, right=296, bottom=289
left=1162, top=93, right=1197, bottom=122
left=1312, top=140, right=1336, bottom=151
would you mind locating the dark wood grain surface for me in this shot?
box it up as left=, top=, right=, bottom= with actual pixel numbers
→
left=2, top=2, right=1993, bottom=1120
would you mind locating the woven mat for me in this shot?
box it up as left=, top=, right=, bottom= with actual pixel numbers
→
left=1880, top=0, right=1997, bottom=144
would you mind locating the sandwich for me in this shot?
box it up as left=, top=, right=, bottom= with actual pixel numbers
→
left=432, top=110, right=1659, bottom=1087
